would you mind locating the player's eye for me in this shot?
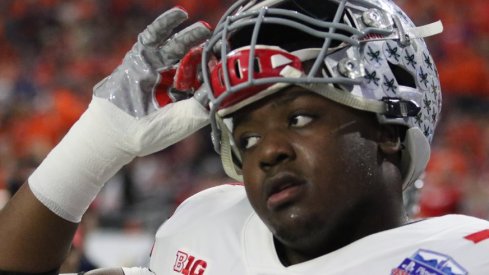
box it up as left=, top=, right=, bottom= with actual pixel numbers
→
left=239, top=135, right=261, bottom=150
left=289, top=114, right=314, bottom=128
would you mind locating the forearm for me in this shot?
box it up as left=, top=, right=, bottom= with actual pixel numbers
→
left=0, top=7, right=210, bottom=274
left=0, top=184, right=77, bottom=272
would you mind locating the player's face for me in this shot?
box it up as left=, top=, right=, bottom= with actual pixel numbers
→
left=232, top=86, right=402, bottom=263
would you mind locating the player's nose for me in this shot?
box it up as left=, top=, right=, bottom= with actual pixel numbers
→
left=258, top=131, right=295, bottom=172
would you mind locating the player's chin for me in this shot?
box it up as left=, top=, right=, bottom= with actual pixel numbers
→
left=267, top=206, right=320, bottom=238
left=270, top=210, right=327, bottom=249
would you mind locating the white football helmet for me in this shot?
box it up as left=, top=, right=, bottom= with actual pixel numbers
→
left=201, top=0, right=443, bottom=188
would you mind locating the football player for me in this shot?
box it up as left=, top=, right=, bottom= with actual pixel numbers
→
left=1, top=1, right=489, bottom=275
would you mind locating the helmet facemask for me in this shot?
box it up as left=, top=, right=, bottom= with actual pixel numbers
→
left=201, top=0, right=443, bottom=188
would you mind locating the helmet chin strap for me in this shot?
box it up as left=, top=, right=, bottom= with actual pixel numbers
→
left=218, top=117, right=244, bottom=182
left=401, top=128, right=430, bottom=190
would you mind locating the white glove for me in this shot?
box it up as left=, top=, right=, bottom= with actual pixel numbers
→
left=29, top=7, right=212, bottom=223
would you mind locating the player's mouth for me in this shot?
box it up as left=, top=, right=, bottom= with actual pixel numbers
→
left=264, top=173, right=306, bottom=210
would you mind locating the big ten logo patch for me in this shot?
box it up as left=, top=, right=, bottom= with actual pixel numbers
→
left=173, top=250, right=207, bottom=275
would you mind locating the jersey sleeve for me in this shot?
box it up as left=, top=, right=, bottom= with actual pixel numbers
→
left=157, top=184, right=246, bottom=236
left=148, top=184, right=250, bottom=275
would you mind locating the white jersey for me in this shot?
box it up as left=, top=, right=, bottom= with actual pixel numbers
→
left=149, top=185, right=489, bottom=275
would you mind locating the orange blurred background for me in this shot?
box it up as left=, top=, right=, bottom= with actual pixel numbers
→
left=0, top=0, right=487, bottom=271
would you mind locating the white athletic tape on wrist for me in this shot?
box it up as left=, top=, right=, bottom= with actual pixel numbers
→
left=29, top=96, right=209, bottom=223
left=29, top=97, right=134, bottom=222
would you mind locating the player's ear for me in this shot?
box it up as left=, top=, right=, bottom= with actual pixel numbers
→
left=378, top=125, right=402, bottom=155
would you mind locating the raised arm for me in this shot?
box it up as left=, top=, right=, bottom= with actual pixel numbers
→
left=0, top=7, right=211, bottom=274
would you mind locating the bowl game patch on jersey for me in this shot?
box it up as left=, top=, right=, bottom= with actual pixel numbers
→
left=391, top=249, right=467, bottom=275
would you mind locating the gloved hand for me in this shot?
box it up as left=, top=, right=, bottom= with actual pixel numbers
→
left=93, top=7, right=211, bottom=156
left=28, top=7, right=212, bottom=223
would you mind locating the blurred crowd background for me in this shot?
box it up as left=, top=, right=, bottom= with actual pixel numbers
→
left=0, top=0, right=488, bottom=272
